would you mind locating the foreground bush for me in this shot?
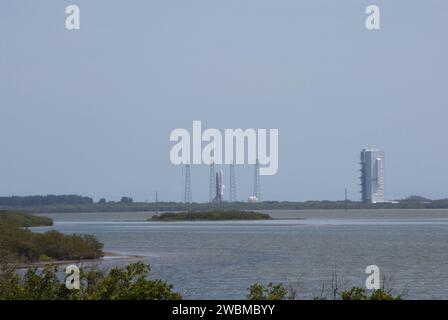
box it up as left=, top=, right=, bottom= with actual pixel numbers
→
left=0, top=261, right=181, bottom=300
left=339, top=287, right=401, bottom=300
left=247, top=283, right=290, bottom=300
left=247, top=282, right=402, bottom=300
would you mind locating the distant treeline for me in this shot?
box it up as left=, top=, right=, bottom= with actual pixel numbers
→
left=0, top=195, right=94, bottom=206
left=1, top=195, right=448, bottom=213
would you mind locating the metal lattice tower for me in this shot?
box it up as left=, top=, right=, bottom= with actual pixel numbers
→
left=209, top=162, right=216, bottom=203
left=184, top=164, right=192, bottom=203
left=213, top=171, right=224, bottom=203
left=229, top=164, right=237, bottom=202
left=253, top=159, right=261, bottom=201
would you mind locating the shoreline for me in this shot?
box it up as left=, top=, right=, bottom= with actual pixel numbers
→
left=16, top=251, right=145, bottom=269
left=5, top=205, right=448, bottom=215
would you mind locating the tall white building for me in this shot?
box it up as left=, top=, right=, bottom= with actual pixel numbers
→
left=360, top=149, right=385, bottom=203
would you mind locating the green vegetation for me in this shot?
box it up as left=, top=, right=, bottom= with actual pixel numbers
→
left=0, top=263, right=405, bottom=300
left=0, top=211, right=103, bottom=264
left=150, top=210, right=272, bottom=221
left=0, top=195, right=94, bottom=207
left=0, top=261, right=181, bottom=300
left=0, top=211, right=53, bottom=227
left=2, top=194, right=448, bottom=213
left=247, top=283, right=290, bottom=300
left=247, top=282, right=402, bottom=300
left=339, top=287, right=401, bottom=300
left=120, top=196, right=134, bottom=204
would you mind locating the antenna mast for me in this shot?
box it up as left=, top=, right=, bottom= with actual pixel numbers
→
left=184, top=164, right=192, bottom=203
left=209, top=162, right=216, bottom=203
left=253, top=159, right=261, bottom=201
left=229, top=163, right=237, bottom=202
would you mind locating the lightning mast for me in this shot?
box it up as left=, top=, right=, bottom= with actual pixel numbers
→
left=184, top=164, right=192, bottom=203
left=253, top=159, right=261, bottom=201
left=229, top=163, right=237, bottom=202
left=213, top=170, right=224, bottom=204
left=209, top=162, right=216, bottom=203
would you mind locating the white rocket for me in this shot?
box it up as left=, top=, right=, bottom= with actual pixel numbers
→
left=213, top=170, right=225, bottom=203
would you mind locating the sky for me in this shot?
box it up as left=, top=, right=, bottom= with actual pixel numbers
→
left=0, top=0, right=447, bottom=202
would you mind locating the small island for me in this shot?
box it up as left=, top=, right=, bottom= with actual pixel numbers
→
left=149, top=210, right=272, bottom=221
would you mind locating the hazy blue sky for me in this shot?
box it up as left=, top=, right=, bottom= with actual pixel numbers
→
left=0, top=1, right=447, bottom=202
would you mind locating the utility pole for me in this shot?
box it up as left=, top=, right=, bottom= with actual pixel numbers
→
left=253, top=159, right=261, bottom=201
left=229, top=163, right=237, bottom=202
left=184, top=164, right=192, bottom=204
left=209, top=162, right=216, bottom=203
left=345, top=188, right=348, bottom=212
left=155, top=191, right=159, bottom=215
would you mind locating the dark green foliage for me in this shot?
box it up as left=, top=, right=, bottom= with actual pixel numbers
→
left=120, top=197, right=133, bottom=204
left=0, top=195, right=93, bottom=207
left=400, top=195, right=432, bottom=203
left=339, top=287, right=367, bottom=300
left=340, top=287, right=401, bottom=300
left=0, top=261, right=182, bottom=300
left=0, top=211, right=53, bottom=227
left=33, top=231, right=103, bottom=261
left=248, top=283, right=402, bottom=300
left=0, top=212, right=103, bottom=264
left=2, top=195, right=448, bottom=213
left=75, top=262, right=181, bottom=300
left=247, top=283, right=290, bottom=300
left=150, top=210, right=272, bottom=221
left=0, top=264, right=67, bottom=300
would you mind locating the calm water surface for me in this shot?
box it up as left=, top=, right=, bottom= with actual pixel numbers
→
left=33, top=209, right=448, bottom=299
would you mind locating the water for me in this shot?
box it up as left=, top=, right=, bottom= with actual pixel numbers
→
left=32, top=209, right=448, bottom=299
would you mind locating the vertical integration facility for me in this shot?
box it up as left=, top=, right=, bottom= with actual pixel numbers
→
left=360, top=149, right=385, bottom=203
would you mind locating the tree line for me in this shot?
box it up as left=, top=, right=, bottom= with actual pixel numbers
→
left=2, top=194, right=448, bottom=213
left=0, top=195, right=94, bottom=206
